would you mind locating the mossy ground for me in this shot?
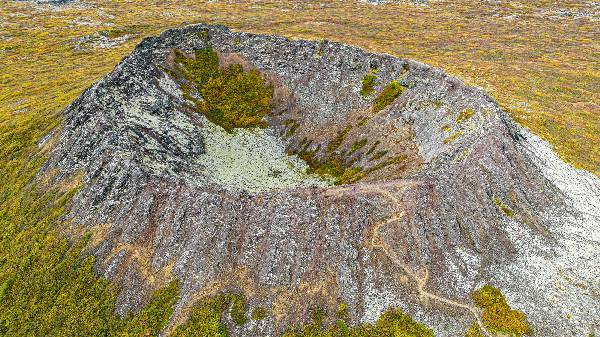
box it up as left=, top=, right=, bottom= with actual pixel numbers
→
left=174, top=48, right=273, bottom=132
left=360, top=74, right=378, bottom=97
left=282, top=306, right=434, bottom=337
left=470, top=285, right=533, bottom=336
left=373, top=80, right=406, bottom=113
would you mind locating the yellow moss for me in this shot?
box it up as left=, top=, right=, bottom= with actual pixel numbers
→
left=456, top=108, right=475, bottom=124
left=494, top=197, right=514, bottom=217
left=373, top=80, right=406, bottom=113
left=472, top=285, right=533, bottom=336
left=444, top=131, right=464, bottom=144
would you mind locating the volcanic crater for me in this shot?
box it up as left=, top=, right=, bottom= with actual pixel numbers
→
left=40, top=24, right=600, bottom=336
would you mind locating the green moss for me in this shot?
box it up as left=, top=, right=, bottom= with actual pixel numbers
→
left=349, top=139, right=368, bottom=155
left=365, top=140, right=380, bottom=156
left=315, top=40, right=325, bottom=58
left=284, top=119, right=300, bottom=137
left=172, top=294, right=231, bottom=337
left=370, top=150, right=388, bottom=161
left=311, top=306, right=326, bottom=327
left=173, top=292, right=252, bottom=336
left=326, top=126, right=352, bottom=153
left=494, top=198, right=514, bottom=217
left=173, top=48, right=274, bottom=133
left=373, top=80, right=405, bottom=113
left=230, top=294, right=248, bottom=326
left=472, top=285, right=532, bottom=336
left=336, top=303, right=349, bottom=321
left=361, top=74, right=378, bottom=97
left=196, top=28, right=210, bottom=39
left=465, top=322, right=485, bottom=337
left=337, top=167, right=366, bottom=185
left=120, top=280, right=180, bottom=336
left=251, top=306, right=267, bottom=321
left=282, top=307, right=434, bottom=337
left=456, top=108, right=475, bottom=124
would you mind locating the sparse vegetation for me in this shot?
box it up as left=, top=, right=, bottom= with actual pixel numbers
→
left=472, top=285, right=533, bottom=336
left=174, top=48, right=274, bottom=132
left=494, top=197, right=514, bottom=217
left=284, top=119, right=300, bottom=136
left=456, top=108, right=475, bottom=124
left=349, top=138, right=368, bottom=155
left=373, top=80, right=406, bottom=113
left=252, top=306, right=267, bottom=321
left=365, top=140, right=380, bottom=155
left=282, top=307, right=434, bottom=337
left=444, top=131, right=464, bottom=144
left=326, top=126, right=353, bottom=153
left=361, top=74, right=378, bottom=97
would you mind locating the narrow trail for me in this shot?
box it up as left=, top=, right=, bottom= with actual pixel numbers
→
left=325, top=183, right=492, bottom=337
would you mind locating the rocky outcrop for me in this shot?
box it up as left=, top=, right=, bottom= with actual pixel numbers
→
left=40, top=24, right=600, bottom=336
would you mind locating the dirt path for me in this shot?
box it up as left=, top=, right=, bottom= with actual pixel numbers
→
left=325, top=183, right=492, bottom=337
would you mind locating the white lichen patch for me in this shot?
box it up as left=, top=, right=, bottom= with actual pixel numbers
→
left=197, top=118, right=332, bottom=193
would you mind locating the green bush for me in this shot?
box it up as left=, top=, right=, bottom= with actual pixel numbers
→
left=174, top=48, right=273, bottom=133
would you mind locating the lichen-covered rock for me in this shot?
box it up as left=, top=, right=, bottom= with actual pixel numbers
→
left=40, top=24, right=600, bottom=336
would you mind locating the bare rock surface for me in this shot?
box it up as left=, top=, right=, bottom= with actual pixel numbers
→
left=40, top=24, right=600, bottom=336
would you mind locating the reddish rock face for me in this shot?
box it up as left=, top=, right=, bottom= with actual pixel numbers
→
left=41, top=24, right=599, bottom=336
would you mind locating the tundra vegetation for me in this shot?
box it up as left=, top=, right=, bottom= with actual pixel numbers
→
left=173, top=48, right=274, bottom=132
left=466, top=285, right=533, bottom=337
